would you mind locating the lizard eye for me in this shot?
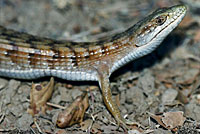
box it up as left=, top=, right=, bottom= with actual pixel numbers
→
left=155, top=16, right=167, bottom=26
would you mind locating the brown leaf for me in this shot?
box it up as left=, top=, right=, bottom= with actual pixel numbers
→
left=27, top=77, right=54, bottom=116
left=80, top=120, right=102, bottom=133
left=162, top=111, right=186, bottom=129
left=149, top=113, right=166, bottom=128
left=150, top=111, right=186, bottom=131
left=79, top=119, right=93, bottom=131
left=90, top=122, right=102, bottom=134
left=56, top=92, right=89, bottom=128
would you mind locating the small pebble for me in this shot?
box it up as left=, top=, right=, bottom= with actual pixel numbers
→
left=16, top=113, right=33, bottom=131
left=161, top=88, right=178, bottom=103
left=0, top=78, right=8, bottom=90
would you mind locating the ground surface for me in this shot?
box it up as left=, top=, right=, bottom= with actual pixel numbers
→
left=0, top=0, right=200, bottom=133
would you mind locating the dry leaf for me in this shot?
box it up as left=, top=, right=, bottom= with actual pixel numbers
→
left=79, top=119, right=93, bottom=131
left=149, top=113, right=166, bottom=128
left=27, top=77, right=54, bottom=116
left=162, top=111, right=186, bottom=129
left=128, top=124, right=144, bottom=134
left=56, top=92, right=89, bottom=128
left=90, top=122, right=102, bottom=134
left=150, top=111, right=186, bottom=131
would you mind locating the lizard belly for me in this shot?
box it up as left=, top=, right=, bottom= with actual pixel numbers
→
left=0, top=68, right=98, bottom=81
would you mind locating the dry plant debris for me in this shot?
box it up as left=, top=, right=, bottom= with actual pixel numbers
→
left=56, top=92, right=89, bottom=128
left=27, top=77, right=54, bottom=116
left=150, top=111, right=186, bottom=132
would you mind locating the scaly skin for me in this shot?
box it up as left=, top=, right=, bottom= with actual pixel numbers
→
left=0, top=5, right=187, bottom=129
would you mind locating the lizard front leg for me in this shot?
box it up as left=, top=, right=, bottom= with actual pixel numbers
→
left=97, top=70, right=133, bottom=130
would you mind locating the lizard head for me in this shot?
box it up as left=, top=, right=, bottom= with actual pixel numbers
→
left=109, top=5, right=187, bottom=74
left=132, top=4, right=187, bottom=47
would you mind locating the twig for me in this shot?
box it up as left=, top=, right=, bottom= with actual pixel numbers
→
left=0, top=128, right=15, bottom=132
left=186, top=54, right=200, bottom=62
left=46, top=102, right=66, bottom=110
left=34, top=118, right=43, bottom=133
left=26, top=99, right=66, bottom=109
left=0, top=113, right=5, bottom=124
left=30, top=127, right=37, bottom=134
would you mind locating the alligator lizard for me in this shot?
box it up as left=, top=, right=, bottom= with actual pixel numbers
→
left=0, top=4, right=187, bottom=129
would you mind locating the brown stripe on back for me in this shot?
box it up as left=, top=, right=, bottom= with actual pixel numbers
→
left=49, top=48, right=61, bottom=69
left=0, top=25, right=138, bottom=70
left=102, top=42, right=117, bottom=55
left=6, top=44, right=19, bottom=64
left=55, top=46, right=74, bottom=58
left=0, top=46, right=6, bottom=63
left=28, top=51, right=40, bottom=68
left=88, top=45, right=103, bottom=60
left=73, top=47, right=90, bottom=66
left=54, top=46, right=78, bottom=68
left=5, top=45, right=29, bottom=67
